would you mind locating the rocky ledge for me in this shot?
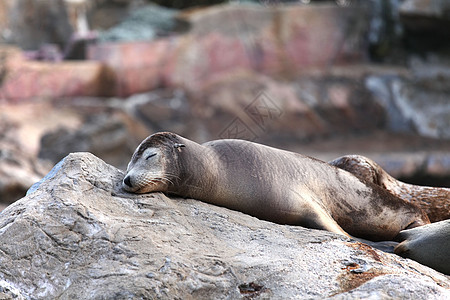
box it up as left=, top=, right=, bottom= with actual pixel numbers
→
left=0, top=153, right=448, bottom=299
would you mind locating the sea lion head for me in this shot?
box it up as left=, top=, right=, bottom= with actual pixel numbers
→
left=122, top=132, right=185, bottom=193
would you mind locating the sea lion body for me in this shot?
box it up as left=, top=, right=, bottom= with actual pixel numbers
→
left=123, top=132, right=429, bottom=241
left=394, top=220, right=450, bottom=275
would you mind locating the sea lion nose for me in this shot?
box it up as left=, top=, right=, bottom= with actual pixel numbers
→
left=123, top=175, right=132, bottom=188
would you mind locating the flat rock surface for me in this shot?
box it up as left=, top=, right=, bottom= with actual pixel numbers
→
left=0, top=152, right=448, bottom=299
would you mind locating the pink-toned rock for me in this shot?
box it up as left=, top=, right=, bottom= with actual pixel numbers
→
left=167, top=4, right=368, bottom=90
left=87, top=4, right=368, bottom=96
left=187, top=67, right=384, bottom=142
left=278, top=5, right=365, bottom=69
left=0, top=47, right=115, bottom=101
left=165, top=33, right=255, bottom=89
left=88, top=40, right=175, bottom=96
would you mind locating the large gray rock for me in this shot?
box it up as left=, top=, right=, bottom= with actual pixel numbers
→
left=0, top=152, right=449, bottom=299
left=366, top=67, right=450, bottom=140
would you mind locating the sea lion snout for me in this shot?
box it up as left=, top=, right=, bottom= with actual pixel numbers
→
left=122, top=174, right=137, bottom=192
left=122, top=169, right=170, bottom=194
left=122, top=172, right=147, bottom=193
left=123, top=175, right=132, bottom=188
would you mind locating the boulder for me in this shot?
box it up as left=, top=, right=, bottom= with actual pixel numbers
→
left=167, top=3, right=368, bottom=90
left=188, top=68, right=386, bottom=143
left=0, top=152, right=448, bottom=299
left=0, top=100, right=81, bottom=207
left=0, top=117, right=50, bottom=208
left=366, top=63, right=450, bottom=139
left=87, top=40, right=173, bottom=96
left=2, top=0, right=73, bottom=50
left=0, top=46, right=116, bottom=101
left=88, top=3, right=369, bottom=96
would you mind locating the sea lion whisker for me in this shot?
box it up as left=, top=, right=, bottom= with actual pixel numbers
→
left=147, top=176, right=175, bottom=186
left=159, top=177, right=175, bottom=185
left=162, top=172, right=181, bottom=180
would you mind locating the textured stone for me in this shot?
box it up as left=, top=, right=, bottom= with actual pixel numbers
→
left=0, top=152, right=448, bottom=299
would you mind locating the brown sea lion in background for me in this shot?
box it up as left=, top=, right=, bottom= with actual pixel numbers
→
left=329, top=155, right=450, bottom=223
left=122, top=132, right=429, bottom=242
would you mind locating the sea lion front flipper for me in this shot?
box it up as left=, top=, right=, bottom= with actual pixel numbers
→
left=299, top=202, right=351, bottom=238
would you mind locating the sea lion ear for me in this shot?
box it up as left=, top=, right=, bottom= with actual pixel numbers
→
left=173, top=143, right=186, bottom=151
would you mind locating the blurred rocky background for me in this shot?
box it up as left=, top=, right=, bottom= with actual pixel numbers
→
left=1, top=0, right=450, bottom=210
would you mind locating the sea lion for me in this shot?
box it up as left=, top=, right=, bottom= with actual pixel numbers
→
left=123, top=132, right=429, bottom=241
left=329, top=155, right=450, bottom=222
left=394, top=219, right=450, bottom=275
